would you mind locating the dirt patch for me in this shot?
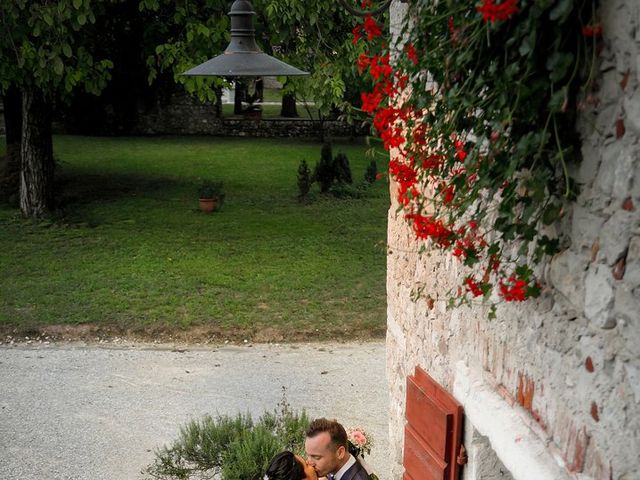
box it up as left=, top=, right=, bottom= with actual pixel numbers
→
left=0, top=322, right=386, bottom=345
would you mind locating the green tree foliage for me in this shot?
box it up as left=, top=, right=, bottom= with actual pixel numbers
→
left=141, top=0, right=368, bottom=117
left=0, top=0, right=113, bottom=217
left=0, top=1, right=113, bottom=95
left=140, top=0, right=231, bottom=103
left=259, top=0, right=368, bottom=119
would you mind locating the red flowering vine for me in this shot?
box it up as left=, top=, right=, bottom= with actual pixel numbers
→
left=362, top=16, right=382, bottom=41
left=499, top=275, right=528, bottom=302
left=476, top=0, right=519, bottom=23
left=351, top=0, right=596, bottom=314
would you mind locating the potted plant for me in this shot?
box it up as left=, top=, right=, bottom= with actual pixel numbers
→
left=197, top=180, right=224, bottom=213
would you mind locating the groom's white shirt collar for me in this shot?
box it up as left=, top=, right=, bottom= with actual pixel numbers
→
left=334, top=454, right=356, bottom=480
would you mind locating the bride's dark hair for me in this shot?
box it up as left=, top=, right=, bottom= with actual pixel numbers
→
left=265, top=451, right=305, bottom=480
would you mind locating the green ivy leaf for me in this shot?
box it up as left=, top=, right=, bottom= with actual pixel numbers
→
left=542, top=203, right=562, bottom=225
left=53, top=56, right=64, bottom=76
left=73, top=0, right=82, bottom=9
left=549, top=0, right=573, bottom=24
left=526, top=283, right=542, bottom=298
left=519, top=30, right=536, bottom=57
left=548, top=87, right=567, bottom=113
left=546, top=52, right=574, bottom=82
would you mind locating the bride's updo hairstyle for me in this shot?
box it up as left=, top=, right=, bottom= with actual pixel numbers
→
left=265, top=451, right=305, bottom=480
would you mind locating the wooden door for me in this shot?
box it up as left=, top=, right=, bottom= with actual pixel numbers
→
left=403, top=367, right=465, bottom=480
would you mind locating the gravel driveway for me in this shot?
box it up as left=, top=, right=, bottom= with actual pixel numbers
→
left=0, top=341, right=389, bottom=480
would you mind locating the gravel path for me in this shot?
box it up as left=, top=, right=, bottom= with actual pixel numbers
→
left=0, top=341, right=389, bottom=480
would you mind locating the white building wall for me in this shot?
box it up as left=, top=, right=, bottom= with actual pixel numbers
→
left=386, top=1, right=640, bottom=479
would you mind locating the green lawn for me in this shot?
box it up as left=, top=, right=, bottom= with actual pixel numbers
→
left=0, top=136, right=389, bottom=342
left=221, top=102, right=319, bottom=119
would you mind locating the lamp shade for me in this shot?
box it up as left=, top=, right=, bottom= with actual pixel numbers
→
left=182, top=0, right=308, bottom=77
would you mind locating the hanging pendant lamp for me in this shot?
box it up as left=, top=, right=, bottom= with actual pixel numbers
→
left=182, top=0, right=308, bottom=78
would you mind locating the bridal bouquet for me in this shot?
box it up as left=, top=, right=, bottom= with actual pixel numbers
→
left=347, top=427, right=378, bottom=480
left=347, top=426, right=373, bottom=458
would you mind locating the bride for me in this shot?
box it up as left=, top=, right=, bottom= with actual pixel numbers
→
left=265, top=451, right=319, bottom=480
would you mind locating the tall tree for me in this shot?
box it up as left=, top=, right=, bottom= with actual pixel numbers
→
left=257, top=0, right=368, bottom=121
left=0, top=0, right=113, bottom=218
left=143, top=0, right=367, bottom=124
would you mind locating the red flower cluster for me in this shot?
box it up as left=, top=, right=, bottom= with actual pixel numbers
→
left=369, top=54, right=392, bottom=81
left=454, top=138, right=467, bottom=161
left=465, top=276, right=484, bottom=297
left=389, top=159, right=417, bottom=205
left=476, top=0, right=519, bottom=23
left=582, top=23, right=603, bottom=37
left=363, top=16, right=382, bottom=41
left=405, top=213, right=453, bottom=247
left=421, top=153, right=444, bottom=170
left=499, top=275, right=528, bottom=301
left=448, top=16, right=460, bottom=46
left=357, top=53, right=370, bottom=73
left=351, top=25, right=362, bottom=45
left=361, top=91, right=383, bottom=113
left=352, top=16, right=383, bottom=44
left=357, top=47, right=410, bottom=151
left=452, top=228, right=482, bottom=259
left=405, top=44, right=418, bottom=66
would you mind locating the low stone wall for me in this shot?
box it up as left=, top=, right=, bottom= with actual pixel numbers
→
left=132, top=93, right=365, bottom=138
left=135, top=114, right=363, bottom=138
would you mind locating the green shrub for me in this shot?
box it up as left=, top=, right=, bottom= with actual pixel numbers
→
left=313, top=142, right=335, bottom=193
left=296, top=159, right=312, bottom=199
left=146, top=414, right=253, bottom=479
left=334, top=152, right=353, bottom=184
left=221, top=426, right=281, bottom=480
left=329, top=182, right=367, bottom=199
left=364, top=160, right=377, bottom=184
left=145, top=396, right=309, bottom=480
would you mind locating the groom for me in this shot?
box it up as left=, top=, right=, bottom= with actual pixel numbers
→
left=304, top=418, right=369, bottom=480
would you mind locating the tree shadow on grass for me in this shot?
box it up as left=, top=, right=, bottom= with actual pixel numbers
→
left=54, top=171, right=192, bottom=225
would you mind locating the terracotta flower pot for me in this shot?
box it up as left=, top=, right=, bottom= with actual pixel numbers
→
left=199, top=198, right=218, bottom=213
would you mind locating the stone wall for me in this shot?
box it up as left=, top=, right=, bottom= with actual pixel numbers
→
left=133, top=93, right=364, bottom=138
left=386, top=1, right=640, bottom=479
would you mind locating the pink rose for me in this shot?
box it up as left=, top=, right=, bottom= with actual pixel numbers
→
left=351, top=430, right=366, bottom=446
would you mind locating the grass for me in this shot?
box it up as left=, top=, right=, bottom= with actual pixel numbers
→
left=0, top=135, right=389, bottom=342
left=221, top=103, right=319, bottom=120
left=221, top=88, right=320, bottom=119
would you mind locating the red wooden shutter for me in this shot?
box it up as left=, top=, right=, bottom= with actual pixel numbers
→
left=403, top=367, right=465, bottom=480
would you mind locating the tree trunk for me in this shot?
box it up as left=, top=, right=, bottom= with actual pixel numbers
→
left=234, top=80, right=246, bottom=115
left=280, top=93, right=298, bottom=118
left=0, top=86, right=22, bottom=203
left=20, top=86, right=54, bottom=218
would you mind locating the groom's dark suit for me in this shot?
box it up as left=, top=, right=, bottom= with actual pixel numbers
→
left=339, top=458, right=369, bottom=480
